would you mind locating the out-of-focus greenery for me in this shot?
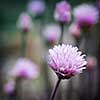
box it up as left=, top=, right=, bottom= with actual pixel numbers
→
left=0, top=0, right=27, bottom=31
left=0, top=0, right=96, bottom=32
left=0, top=0, right=97, bottom=47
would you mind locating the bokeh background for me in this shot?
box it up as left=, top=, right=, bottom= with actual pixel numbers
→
left=0, top=0, right=100, bottom=100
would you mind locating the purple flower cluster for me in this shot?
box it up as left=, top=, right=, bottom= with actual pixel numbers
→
left=42, top=24, right=61, bottom=43
left=9, top=58, right=39, bottom=80
left=27, top=0, right=45, bottom=16
left=73, top=4, right=99, bottom=28
left=17, top=12, right=33, bottom=33
left=48, top=44, right=87, bottom=79
left=54, top=1, right=71, bottom=23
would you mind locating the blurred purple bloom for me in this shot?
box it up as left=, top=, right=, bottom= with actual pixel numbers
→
left=73, top=4, right=99, bottom=28
left=48, top=44, right=87, bottom=79
left=42, top=24, right=61, bottom=43
left=69, top=23, right=81, bottom=38
left=3, top=80, right=15, bottom=94
left=27, top=0, right=45, bottom=16
left=10, top=58, right=39, bottom=80
left=17, top=12, right=33, bottom=32
left=54, top=1, right=71, bottom=23
left=87, top=55, right=97, bottom=69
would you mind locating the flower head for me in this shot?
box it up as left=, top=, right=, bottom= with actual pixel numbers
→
left=69, top=23, right=81, bottom=38
left=9, top=58, right=39, bottom=80
left=48, top=44, right=87, bottom=79
left=73, top=4, right=99, bottom=29
left=3, top=80, right=15, bottom=94
left=42, top=24, right=61, bottom=44
left=54, top=1, right=71, bottom=23
left=17, top=12, right=33, bottom=33
left=27, top=0, right=45, bottom=17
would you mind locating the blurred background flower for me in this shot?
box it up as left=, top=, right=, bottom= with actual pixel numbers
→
left=42, top=23, right=61, bottom=44
left=73, top=4, right=99, bottom=29
left=3, top=80, right=16, bottom=94
left=69, top=23, right=81, bottom=38
left=27, top=0, right=45, bottom=17
left=87, top=55, right=97, bottom=69
left=16, top=12, right=33, bottom=33
left=54, top=1, right=71, bottom=23
left=9, top=58, right=39, bottom=80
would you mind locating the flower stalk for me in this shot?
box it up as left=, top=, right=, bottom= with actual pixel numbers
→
left=59, top=23, right=64, bottom=45
left=20, top=32, right=27, bottom=57
left=50, top=78, right=61, bottom=100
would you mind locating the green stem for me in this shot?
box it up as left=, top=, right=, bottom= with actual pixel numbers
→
left=59, top=23, right=64, bottom=45
left=75, top=37, right=82, bottom=48
left=20, top=32, right=27, bottom=57
left=50, top=78, right=61, bottom=100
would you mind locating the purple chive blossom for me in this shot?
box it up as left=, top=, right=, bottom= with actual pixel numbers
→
left=3, top=80, right=15, bottom=94
left=48, top=44, right=87, bottom=79
left=27, top=0, right=45, bottom=16
left=10, top=58, right=39, bottom=80
left=69, top=23, right=81, bottom=38
left=54, top=1, right=71, bottom=23
left=17, top=12, right=33, bottom=33
left=42, top=24, right=61, bottom=43
left=73, top=4, right=99, bottom=28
